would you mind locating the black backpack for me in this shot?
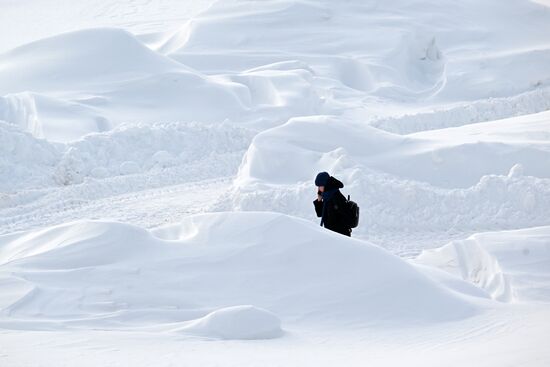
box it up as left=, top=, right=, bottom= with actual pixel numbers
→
left=345, top=195, right=360, bottom=228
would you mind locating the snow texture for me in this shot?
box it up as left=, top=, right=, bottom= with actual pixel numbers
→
left=1, top=0, right=550, bottom=365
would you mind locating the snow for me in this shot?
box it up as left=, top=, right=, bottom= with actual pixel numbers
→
left=416, top=237, right=513, bottom=302
left=177, top=305, right=283, bottom=340
left=0, top=27, right=259, bottom=143
left=0, top=0, right=218, bottom=53
left=417, top=226, right=550, bottom=304
left=229, top=112, right=550, bottom=241
left=0, top=213, right=484, bottom=329
left=236, top=111, right=550, bottom=188
left=0, top=120, right=253, bottom=191
left=1, top=0, right=550, bottom=365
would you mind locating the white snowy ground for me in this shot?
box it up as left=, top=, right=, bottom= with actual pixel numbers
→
left=1, top=0, right=550, bottom=366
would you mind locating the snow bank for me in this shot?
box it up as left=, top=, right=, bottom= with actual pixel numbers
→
left=0, top=121, right=61, bottom=192
left=0, top=25, right=324, bottom=143
left=0, top=121, right=253, bottom=191
left=52, top=121, right=253, bottom=186
left=227, top=112, right=550, bottom=234
left=370, top=87, right=550, bottom=135
left=228, top=168, right=550, bottom=236
left=416, top=240, right=512, bottom=302
left=0, top=28, right=250, bottom=142
left=237, top=112, right=550, bottom=188
left=178, top=305, right=282, bottom=340
left=226, top=64, right=324, bottom=127
left=0, top=0, right=217, bottom=53
left=415, top=226, right=550, bottom=303
left=166, top=0, right=550, bottom=102
left=0, top=212, right=485, bottom=332
left=2, top=0, right=549, bottom=146
left=0, top=28, right=185, bottom=94
left=0, top=92, right=112, bottom=142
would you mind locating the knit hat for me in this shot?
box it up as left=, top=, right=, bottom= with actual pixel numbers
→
left=315, top=171, right=330, bottom=186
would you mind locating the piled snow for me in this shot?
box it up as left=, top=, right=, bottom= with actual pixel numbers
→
left=0, top=0, right=218, bottom=53
left=2, top=0, right=549, bottom=146
left=1, top=0, right=550, bottom=365
left=369, top=87, right=550, bottom=134
left=0, top=121, right=253, bottom=191
left=0, top=28, right=250, bottom=142
left=1, top=0, right=549, bottom=227
left=165, top=0, right=550, bottom=102
left=0, top=212, right=485, bottom=332
left=52, top=121, right=253, bottom=186
left=227, top=112, right=550, bottom=235
left=0, top=28, right=187, bottom=94
left=237, top=112, right=550, bottom=188
left=0, top=92, right=112, bottom=142
left=177, top=305, right=283, bottom=340
left=415, top=239, right=512, bottom=302
left=416, top=226, right=550, bottom=303
left=0, top=121, right=61, bottom=191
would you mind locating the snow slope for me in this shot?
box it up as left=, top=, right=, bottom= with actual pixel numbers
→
left=2, top=0, right=550, bottom=145
left=1, top=213, right=549, bottom=366
left=0, top=0, right=219, bottom=53
left=0, top=212, right=485, bottom=334
left=416, top=226, right=550, bottom=304
left=0, top=28, right=250, bottom=143
left=1, top=0, right=550, bottom=365
left=228, top=111, right=550, bottom=240
left=0, top=119, right=253, bottom=192
left=165, top=0, right=550, bottom=103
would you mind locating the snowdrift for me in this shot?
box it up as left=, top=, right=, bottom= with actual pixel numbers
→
left=2, top=0, right=549, bottom=145
left=0, top=28, right=185, bottom=94
left=176, top=305, right=283, bottom=340
left=0, top=212, right=485, bottom=335
left=0, top=120, right=253, bottom=192
left=416, top=226, right=550, bottom=303
left=369, top=87, right=550, bottom=135
left=1, top=0, right=550, bottom=364
left=0, top=121, right=61, bottom=191
left=165, top=0, right=550, bottom=102
left=416, top=239, right=512, bottom=302
left=238, top=112, right=550, bottom=188
left=229, top=112, right=550, bottom=234
left=1, top=0, right=549, bottom=211
left=0, top=28, right=249, bottom=142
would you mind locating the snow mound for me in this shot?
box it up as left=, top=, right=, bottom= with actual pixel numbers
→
left=370, top=87, right=550, bottom=135
left=2, top=0, right=549, bottom=146
left=0, top=121, right=252, bottom=191
left=0, top=28, right=185, bottom=94
left=227, top=66, right=323, bottom=124
left=0, top=28, right=251, bottom=142
left=237, top=112, right=550, bottom=189
left=415, top=226, right=550, bottom=303
left=227, top=112, right=550, bottom=235
left=227, top=166, right=550, bottom=237
left=166, top=0, right=550, bottom=102
left=52, top=121, right=253, bottom=186
left=0, top=212, right=484, bottom=331
left=0, top=92, right=112, bottom=142
left=178, top=305, right=282, bottom=340
left=416, top=239, right=512, bottom=302
left=0, top=121, right=61, bottom=192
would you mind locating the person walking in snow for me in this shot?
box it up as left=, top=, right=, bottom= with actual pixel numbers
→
left=313, top=172, right=353, bottom=237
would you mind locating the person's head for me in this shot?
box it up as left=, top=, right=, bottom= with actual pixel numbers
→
left=315, top=171, right=330, bottom=192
